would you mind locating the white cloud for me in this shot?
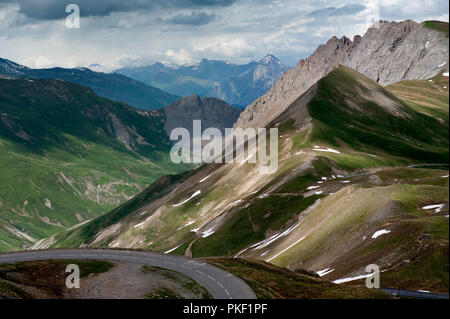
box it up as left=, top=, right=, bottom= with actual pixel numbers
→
left=0, top=3, right=25, bottom=29
left=165, top=48, right=192, bottom=65
left=193, top=37, right=255, bottom=58
left=0, top=0, right=448, bottom=71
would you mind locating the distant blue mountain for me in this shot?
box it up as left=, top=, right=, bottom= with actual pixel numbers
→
left=115, top=54, right=290, bottom=107
left=0, top=57, right=179, bottom=110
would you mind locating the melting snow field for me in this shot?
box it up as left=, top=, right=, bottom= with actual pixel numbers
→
left=172, top=190, right=201, bottom=207
left=422, top=204, right=445, bottom=213
left=266, top=236, right=307, bottom=262
left=134, top=214, right=156, bottom=228
left=371, top=229, right=391, bottom=239
left=312, top=148, right=340, bottom=154
left=164, top=243, right=184, bottom=254
left=177, top=220, right=196, bottom=230
left=198, top=175, right=211, bottom=183
left=316, top=268, right=335, bottom=277
left=201, top=226, right=217, bottom=238
left=333, top=273, right=372, bottom=284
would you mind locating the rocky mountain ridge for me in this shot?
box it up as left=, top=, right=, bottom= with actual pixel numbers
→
left=234, top=20, right=449, bottom=129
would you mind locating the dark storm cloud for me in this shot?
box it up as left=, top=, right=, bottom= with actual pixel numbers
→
left=308, top=4, right=366, bottom=18
left=0, top=0, right=236, bottom=20
left=167, top=11, right=217, bottom=25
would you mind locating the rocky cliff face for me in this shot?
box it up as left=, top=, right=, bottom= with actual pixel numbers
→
left=207, top=54, right=290, bottom=107
left=234, top=36, right=354, bottom=129
left=344, top=20, right=449, bottom=85
left=234, top=20, right=449, bottom=129
left=163, top=95, right=242, bottom=136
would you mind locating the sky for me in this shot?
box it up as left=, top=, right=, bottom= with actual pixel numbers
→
left=0, top=0, right=448, bottom=71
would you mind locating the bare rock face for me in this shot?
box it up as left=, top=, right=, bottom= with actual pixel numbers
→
left=164, top=95, right=242, bottom=136
left=234, top=36, right=354, bottom=129
left=344, top=20, right=449, bottom=85
left=235, top=20, right=449, bottom=129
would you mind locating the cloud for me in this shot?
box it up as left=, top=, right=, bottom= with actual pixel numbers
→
left=0, top=3, right=25, bottom=29
left=166, top=12, right=217, bottom=25
left=165, top=49, right=193, bottom=64
left=0, top=0, right=448, bottom=71
left=308, top=4, right=367, bottom=17
left=0, top=0, right=236, bottom=20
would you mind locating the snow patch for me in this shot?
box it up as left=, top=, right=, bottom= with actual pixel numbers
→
left=266, top=236, right=306, bottom=262
left=238, top=154, right=254, bottom=166
left=134, top=215, right=155, bottom=228
left=313, top=148, right=340, bottom=154
left=201, top=226, right=217, bottom=238
left=199, top=175, right=211, bottom=183
left=371, top=229, right=391, bottom=239
left=333, top=273, right=372, bottom=284
left=172, top=190, right=201, bottom=207
left=177, top=220, right=196, bottom=230
left=422, top=204, right=445, bottom=212
left=44, top=198, right=53, bottom=210
left=316, top=268, right=335, bottom=277
left=164, top=243, right=184, bottom=254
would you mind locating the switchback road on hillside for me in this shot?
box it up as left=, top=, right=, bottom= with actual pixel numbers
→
left=0, top=249, right=257, bottom=299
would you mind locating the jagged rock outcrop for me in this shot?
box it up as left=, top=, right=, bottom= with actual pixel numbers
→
left=344, top=20, right=449, bottom=85
left=207, top=54, right=290, bottom=107
left=235, top=20, right=449, bottom=129
left=163, top=95, right=242, bottom=136
left=234, top=36, right=354, bottom=129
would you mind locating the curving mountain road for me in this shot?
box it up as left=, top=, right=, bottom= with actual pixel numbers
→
left=0, top=249, right=256, bottom=299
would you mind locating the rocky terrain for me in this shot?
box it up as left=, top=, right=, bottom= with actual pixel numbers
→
left=235, top=20, right=449, bottom=129
left=116, top=55, right=290, bottom=107
left=51, top=64, right=448, bottom=293
left=1, top=19, right=448, bottom=296
left=163, top=95, right=242, bottom=136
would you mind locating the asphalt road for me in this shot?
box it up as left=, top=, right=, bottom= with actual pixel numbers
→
left=0, top=248, right=257, bottom=299
left=380, top=288, right=449, bottom=300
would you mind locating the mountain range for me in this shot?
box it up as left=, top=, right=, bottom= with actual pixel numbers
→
left=115, top=54, right=290, bottom=107
left=235, top=20, right=449, bottom=129
left=0, top=19, right=448, bottom=294
left=0, top=58, right=179, bottom=110
left=48, top=20, right=449, bottom=293
left=0, top=78, right=240, bottom=251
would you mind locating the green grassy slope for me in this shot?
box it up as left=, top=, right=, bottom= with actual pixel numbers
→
left=307, top=66, right=448, bottom=163
left=207, top=258, right=390, bottom=298
left=0, top=78, right=188, bottom=252
left=386, top=72, right=449, bottom=123
left=423, top=20, right=449, bottom=38
left=50, top=65, right=448, bottom=293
